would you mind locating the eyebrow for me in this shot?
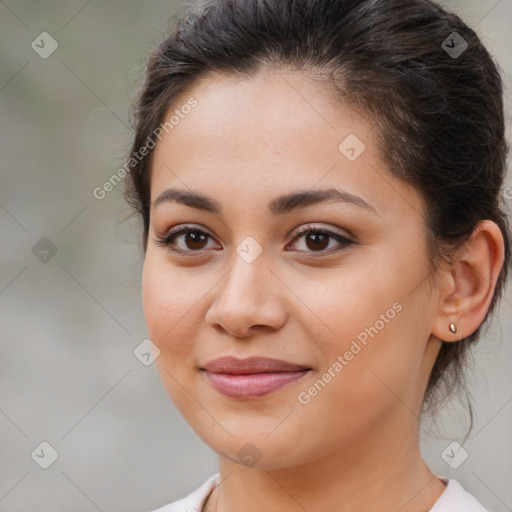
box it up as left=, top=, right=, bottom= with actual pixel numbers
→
left=152, top=187, right=378, bottom=216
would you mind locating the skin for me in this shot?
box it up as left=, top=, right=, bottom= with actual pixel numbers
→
left=141, top=68, right=505, bottom=512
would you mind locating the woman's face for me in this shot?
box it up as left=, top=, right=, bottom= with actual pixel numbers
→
left=142, top=69, right=443, bottom=468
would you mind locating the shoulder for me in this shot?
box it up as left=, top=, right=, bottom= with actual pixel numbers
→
left=148, top=474, right=488, bottom=512
left=148, top=473, right=220, bottom=512
left=430, top=478, right=489, bottom=512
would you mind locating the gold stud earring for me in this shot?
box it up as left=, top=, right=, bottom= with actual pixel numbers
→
left=449, top=323, right=457, bottom=334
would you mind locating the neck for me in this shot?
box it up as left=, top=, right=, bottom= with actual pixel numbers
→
left=204, top=413, right=446, bottom=512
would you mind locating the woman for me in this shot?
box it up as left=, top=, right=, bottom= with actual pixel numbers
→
left=124, top=0, right=510, bottom=510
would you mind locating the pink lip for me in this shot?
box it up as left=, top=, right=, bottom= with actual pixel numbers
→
left=201, top=356, right=312, bottom=399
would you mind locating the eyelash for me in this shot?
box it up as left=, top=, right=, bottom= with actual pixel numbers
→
left=155, top=223, right=354, bottom=257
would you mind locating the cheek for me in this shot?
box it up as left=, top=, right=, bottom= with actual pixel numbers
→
left=296, top=264, right=395, bottom=352
left=141, top=255, right=202, bottom=409
left=141, top=259, right=168, bottom=342
left=141, top=253, right=199, bottom=356
left=293, top=308, right=418, bottom=450
left=304, top=259, right=426, bottom=401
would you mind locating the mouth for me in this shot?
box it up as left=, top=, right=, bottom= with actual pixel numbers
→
left=200, top=356, right=312, bottom=399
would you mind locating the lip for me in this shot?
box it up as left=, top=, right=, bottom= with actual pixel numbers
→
left=202, top=356, right=311, bottom=374
left=200, top=356, right=312, bottom=399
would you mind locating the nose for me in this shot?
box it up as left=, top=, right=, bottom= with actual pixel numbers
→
left=205, top=250, right=288, bottom=339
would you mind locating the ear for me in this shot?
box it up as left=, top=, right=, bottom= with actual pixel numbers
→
left=431, top=220, right=505, bottom=342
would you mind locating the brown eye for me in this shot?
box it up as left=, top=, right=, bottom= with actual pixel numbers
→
left=155, top=225, right=219, bottom=254
left=154, top=223, right=354, bottom=257
left=288, top=225, right=354, bottom=255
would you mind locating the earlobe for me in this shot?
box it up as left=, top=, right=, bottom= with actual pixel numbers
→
left=431, top=220, right=505, bottom=343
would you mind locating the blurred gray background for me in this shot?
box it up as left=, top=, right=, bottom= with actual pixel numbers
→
left=0, top=1, right=511, bottom=511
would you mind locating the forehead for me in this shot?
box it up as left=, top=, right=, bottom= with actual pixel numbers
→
left=149, top=69, right=424, bottom=220
left=162, top=69, right=370, bottom=141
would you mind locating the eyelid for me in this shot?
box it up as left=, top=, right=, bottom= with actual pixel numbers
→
left=155, top=222, right=354, bottom=255
left=154, top=223, right=218, bottom=252
left=290, top=223, right=353, bottom=242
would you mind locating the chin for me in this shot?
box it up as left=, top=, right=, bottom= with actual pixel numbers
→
left=192, top=420, right=315, bottom=470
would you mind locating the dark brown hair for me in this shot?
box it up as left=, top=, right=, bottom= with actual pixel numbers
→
left=124, top=0, right=511, bottom=433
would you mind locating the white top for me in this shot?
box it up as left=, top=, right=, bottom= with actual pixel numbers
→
left=150, top=473, right=489, bottom=511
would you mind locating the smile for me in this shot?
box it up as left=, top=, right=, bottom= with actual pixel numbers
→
left=202, top=370, right=312, bottom=399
